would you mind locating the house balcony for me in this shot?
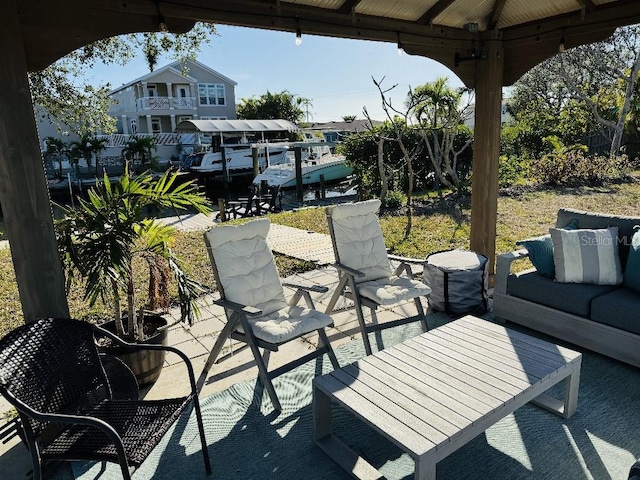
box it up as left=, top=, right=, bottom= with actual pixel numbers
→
left=135, top=96, right=196, bottom=111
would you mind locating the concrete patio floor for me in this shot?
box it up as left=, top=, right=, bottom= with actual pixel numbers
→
left=0, top=263, right=435, bottom=479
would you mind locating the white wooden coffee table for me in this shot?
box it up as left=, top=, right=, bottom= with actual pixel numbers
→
left=312, top=315, right=582, bottom=480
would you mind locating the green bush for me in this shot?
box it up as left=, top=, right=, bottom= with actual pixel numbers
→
left=530, top=151, right=633, bottom=186
left=381, top=190, right=407, bottom=209
left=498, top=155, right=530, bottom=188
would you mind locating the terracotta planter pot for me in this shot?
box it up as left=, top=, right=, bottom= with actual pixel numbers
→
left=97, top=314, right=169, bottom=388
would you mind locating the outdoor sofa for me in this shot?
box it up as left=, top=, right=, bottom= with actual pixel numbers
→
left=494, top=208, right=640, bottom=369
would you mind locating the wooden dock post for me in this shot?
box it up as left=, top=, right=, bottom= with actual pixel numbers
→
left=217, top=198, right=227, bottom=222
left=319, top=174, right=326, bottom=199
left=220, top=146, right=230, bottom=201
left=252, top=146, right=259, bottom=177
left=295, top=146, right=303, bottom=202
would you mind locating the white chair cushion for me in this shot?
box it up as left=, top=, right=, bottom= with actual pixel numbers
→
left=241, top=305, right=334, bottom=344
left=327, top=199, right=393, bottom=283
left=357, top=276, right=432, bottom=306
left=206, top=219, right=288, bottom=317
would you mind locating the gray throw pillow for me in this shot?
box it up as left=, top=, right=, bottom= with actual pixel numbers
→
left=550, top=226, right=623, bottom=285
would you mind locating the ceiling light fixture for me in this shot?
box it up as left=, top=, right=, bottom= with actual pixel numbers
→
left=397, top=31, right=405, bottom=56
left=157, top=2, right=168, bottom=32
left=295, top=20, right=302, bottom=46
left=464, top=22, right=479, bottom=33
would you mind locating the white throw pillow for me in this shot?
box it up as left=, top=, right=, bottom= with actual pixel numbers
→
left=550, top=226, right=622, bottom=285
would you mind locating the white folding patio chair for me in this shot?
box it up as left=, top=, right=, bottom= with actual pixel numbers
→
left=202, top=218, right=339, bottom=412
left=324, top=199, right=432, bottom=355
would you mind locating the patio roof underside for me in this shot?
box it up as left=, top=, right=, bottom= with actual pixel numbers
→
left=2, top=0, right=640, bottom=323
left=18, top=0, right=640, bottom=87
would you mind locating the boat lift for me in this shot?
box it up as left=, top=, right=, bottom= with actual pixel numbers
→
left=175, top=119, right=300, bottom=200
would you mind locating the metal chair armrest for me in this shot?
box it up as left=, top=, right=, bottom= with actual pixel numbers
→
left=332, top=262, right=366, bottom=278
left=93, top=325, right=201, bottom=398
left=213, top=298, right=263, bottom=317
left=282, top=282, right=328, bottom=294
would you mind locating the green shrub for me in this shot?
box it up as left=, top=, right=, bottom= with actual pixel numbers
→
left=381, top=190, right=407, bottom=209
left=498, top=155, right=530, bottom=188
left=530, top=151, right=633, bottom=186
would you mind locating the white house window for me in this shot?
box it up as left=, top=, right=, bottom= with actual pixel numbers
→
left=200, top=116, right=227, bottom=120
left=147, top=85, right=158, bottom=97
left=151, top=117, right=162, bottom=133
left=130, top=118, right=138, bottom=134
left=178, top=115, right=193, bottom=123
left=198, top=84, right=226, bottom=106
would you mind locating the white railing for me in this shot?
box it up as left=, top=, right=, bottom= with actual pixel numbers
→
left=135, top=96, right=195, bottom=111
left=95, top=133, right=198, bottom=147
left=173, top=97, right=194, bottom=109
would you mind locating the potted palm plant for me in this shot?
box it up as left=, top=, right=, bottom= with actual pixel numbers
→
left=56, top=166, right=212, bottom=386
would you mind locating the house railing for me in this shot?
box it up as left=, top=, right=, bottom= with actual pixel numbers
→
left=95, top=133, right=198, bottom=147
left=135, top=96, right=195, bottom=111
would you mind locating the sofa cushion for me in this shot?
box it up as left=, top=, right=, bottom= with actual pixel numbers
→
left=516, top=219, right=578, bottom=278
left=507, top=271, right=617, bottom=317
left=624, top=229, right=640, bottom=293
left=550, top=226, right=623, bottom=285
left=557, top=208, right=640, bottom=269
left=590, top=288, right=640, bottom=335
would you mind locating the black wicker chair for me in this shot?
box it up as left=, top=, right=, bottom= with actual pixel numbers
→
left=0, top=317, right=211, bottom=480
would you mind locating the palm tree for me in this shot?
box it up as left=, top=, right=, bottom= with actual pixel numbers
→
left=122, top=135, right=157, bottom=172
left=56, top=166, right=212, bottom=341
left=43, top=137, right=68, bottom=178
left=87, top=136, right=108, bottom=175
left=408, top=77, right=462, bottom=129
left=406, top=77, right=472, bottom=191
left=69, top=133, right=96, bottom=172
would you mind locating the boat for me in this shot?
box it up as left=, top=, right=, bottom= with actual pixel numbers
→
left=174, top=118, right=300, bottom=179
left=253, top=143, right=353, bottom=189
left=187, top=143, right=290, bottom=178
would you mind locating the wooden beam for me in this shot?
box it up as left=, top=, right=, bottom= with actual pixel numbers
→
left=131, top=0, right=474, bottom=48
left=417, top=0, right=457, bottom=25
left=470, top=39, right=503, bottom=275
left=18, top=3, right=195, bottom=71
left=0, top=0, right=69, bottom=322
left=575, top=0, right=596, bottom=11
left=337, top=0, right=361, bottom=15
left=487, top=0, right=508, bottom=30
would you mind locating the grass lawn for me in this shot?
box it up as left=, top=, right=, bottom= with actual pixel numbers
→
left=0, top=180, right=639, bottom=337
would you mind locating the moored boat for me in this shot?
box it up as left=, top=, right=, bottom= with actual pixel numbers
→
left=253, top=146, right=353, bottom=189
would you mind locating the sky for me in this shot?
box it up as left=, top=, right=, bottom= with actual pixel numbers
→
left=84, top=24, right=465, bottom=123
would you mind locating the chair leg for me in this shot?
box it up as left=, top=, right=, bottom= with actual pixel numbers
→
left=240, top=317, right=282, bottom=412
left=347, top=276, right=373, bottom=356
left=198, top=315, right=240, bottom=392
left=205, top=314, right=239, bottom=370
left=324, top=275, right=348, bottom=314
left=192, top=398, right=212, bottom=474
left=27, top=439, right=42, bottom=480
left=415, top=297, right=428, bottom=332
left=317, top=328, right=339, bottom=369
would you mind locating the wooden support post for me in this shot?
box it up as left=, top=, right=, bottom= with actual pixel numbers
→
left=295, top=146, right=303, bottom=202
left=217, top=198, right=227, bottom=222
left=252, top=146, right=259, bottom=178
left=0, top=0, right=70, bottom=322
left=470, top=39, right=504, bottom=275
left=220, top=146, right=230, bottom=201
left=319, top=174, right=326, bottom=199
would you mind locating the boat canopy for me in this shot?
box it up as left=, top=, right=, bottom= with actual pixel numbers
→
left=175, top=119, right=300, bottom=134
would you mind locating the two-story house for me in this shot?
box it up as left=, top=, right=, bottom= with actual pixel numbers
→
left=37, top=59, right=238, bottom=173
left=104, top=58, right=238, bottom=162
